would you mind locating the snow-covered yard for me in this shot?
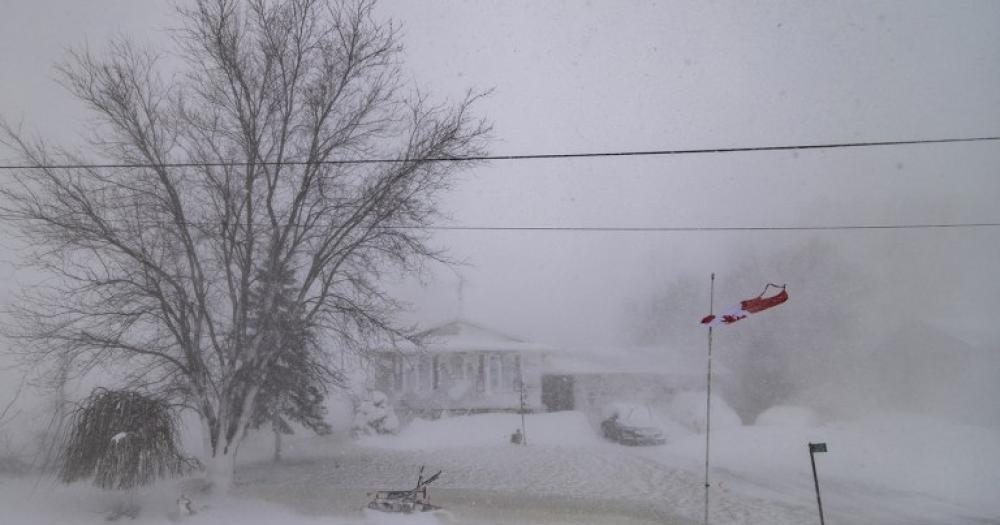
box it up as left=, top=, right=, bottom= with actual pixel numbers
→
left=640, top=411, right=1000, bottom=524
left=5, top=409, right=999, bottom=524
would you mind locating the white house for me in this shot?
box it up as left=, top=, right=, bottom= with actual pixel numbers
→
left=374, top=319, right=552, bottom=416
left=373, top=319, right=720, bottom=421
left=540, top=347, right=714, bottom=416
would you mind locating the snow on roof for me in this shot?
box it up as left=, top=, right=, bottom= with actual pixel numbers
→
left=404, top=319, right=556, bottom=354
left=392, top=319, right=722, bottom=378
left=545, top=346, right=726, bottom=377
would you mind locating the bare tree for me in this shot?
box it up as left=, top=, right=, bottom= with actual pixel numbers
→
left=0, top=0, right=489, bottom=492
left=0, top=376, right=29, bottom=475
left=0, top=376, right=24, bottom=430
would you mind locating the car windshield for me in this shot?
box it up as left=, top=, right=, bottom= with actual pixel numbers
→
left=617, top=405, right=657, bottom=426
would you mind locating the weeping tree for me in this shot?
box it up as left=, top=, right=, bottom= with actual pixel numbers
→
left=0, top=0, right=489, bottom=492
left=60, top=389, right=193, bottom=490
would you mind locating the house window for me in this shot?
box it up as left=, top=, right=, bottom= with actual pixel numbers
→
left=464, top=356, right=477, bottom=382
left=449, top=354, right=464, bottom=380
left=476, top=354, right=486, bottom=392
left=404, top=358, right=418, bottom=392
left=432, top=355, right=439, bottom=390
left=499, top=353, right=521, bottom=392
left=393, top=354, right=403, bottom=391
left=418, top=355, right=432, bottom=392
left=489, top=354, right=502, bottom=391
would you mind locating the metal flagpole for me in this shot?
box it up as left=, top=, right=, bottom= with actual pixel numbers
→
left=704, top=273, right=715, bottom=525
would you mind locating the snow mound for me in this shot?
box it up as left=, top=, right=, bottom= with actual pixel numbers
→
left=360, top=411, right=603, bottom=450
left=754, top=405, right=822, bottom=427
left=0, top=476, right=354, bottom=525
left=650, top=411, right=1000, bottom=522
left=668, top=391, right=741, bottom=433
left=363, top=508, right=456, bottom=525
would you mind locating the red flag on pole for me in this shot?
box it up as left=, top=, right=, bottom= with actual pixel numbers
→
left=701, top=284, right=788, bottom=326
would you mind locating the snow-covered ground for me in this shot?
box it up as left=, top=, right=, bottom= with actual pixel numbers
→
left=642, top=410, right=1000, bottom=524
left=5, top=407, right=999, bottom=524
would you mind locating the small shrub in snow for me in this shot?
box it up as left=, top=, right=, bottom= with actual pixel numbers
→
left=352, top=391, right=400, bottom=436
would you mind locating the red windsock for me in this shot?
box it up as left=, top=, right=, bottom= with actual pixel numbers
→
left=700, top=285, right=788, bottom=327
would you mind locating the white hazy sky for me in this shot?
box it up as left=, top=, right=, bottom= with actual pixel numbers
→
left=1, top=1, right=999, bottom=350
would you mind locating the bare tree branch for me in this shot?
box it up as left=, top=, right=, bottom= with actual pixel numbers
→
left=0, top=0, right=490, bottom=491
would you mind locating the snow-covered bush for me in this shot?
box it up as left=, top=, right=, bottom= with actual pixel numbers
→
left=352, top=391, right=399, bottom=436
left=668, top=391, right=741, bottom=433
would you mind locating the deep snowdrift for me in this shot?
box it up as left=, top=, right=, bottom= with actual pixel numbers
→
left=642, top=409, right=1000, bottom=523
left=6, top=407, right=999, bottom=524
left=360, top=408, right=1000, bottom=523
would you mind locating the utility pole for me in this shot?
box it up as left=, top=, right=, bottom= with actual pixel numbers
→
left=703, top=273, right=715, bottom=525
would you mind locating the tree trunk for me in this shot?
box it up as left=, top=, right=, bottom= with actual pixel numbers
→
left=200, top=415, right=237, bottom=495
left=273, top=428, right=282, bottom=463
left=204, top=449, right=236, bottom=495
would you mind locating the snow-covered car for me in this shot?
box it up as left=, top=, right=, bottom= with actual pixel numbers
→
left=600, top=403, right=667, bottom=446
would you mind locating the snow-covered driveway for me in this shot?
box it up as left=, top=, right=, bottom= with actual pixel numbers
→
left=234, top=411, right=1000, bottom=524
left=237, top=442, right=816, bottom=524
left=7, top=410, right=996, bottom=524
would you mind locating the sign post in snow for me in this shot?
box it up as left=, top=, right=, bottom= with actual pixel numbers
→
left=809, top=442, right=828, bottom=525
left=517, top=376, right=528, bottom=446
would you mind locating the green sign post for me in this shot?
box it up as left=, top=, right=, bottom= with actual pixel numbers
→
left=808, top=442, right=828, bottom=525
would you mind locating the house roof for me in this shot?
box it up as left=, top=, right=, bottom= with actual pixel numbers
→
left=545, top=345, right=728, bottom=377
left=406, top=319, right=555, bottom=354
left=392, top=319, right=722, bottom=379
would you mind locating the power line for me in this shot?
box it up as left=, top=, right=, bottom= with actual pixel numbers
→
left=407, top=222, right=1000, bottom=232
left=0, top=135, right=997, bottom=171
left=62, top=220, right=1000, bottom=232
